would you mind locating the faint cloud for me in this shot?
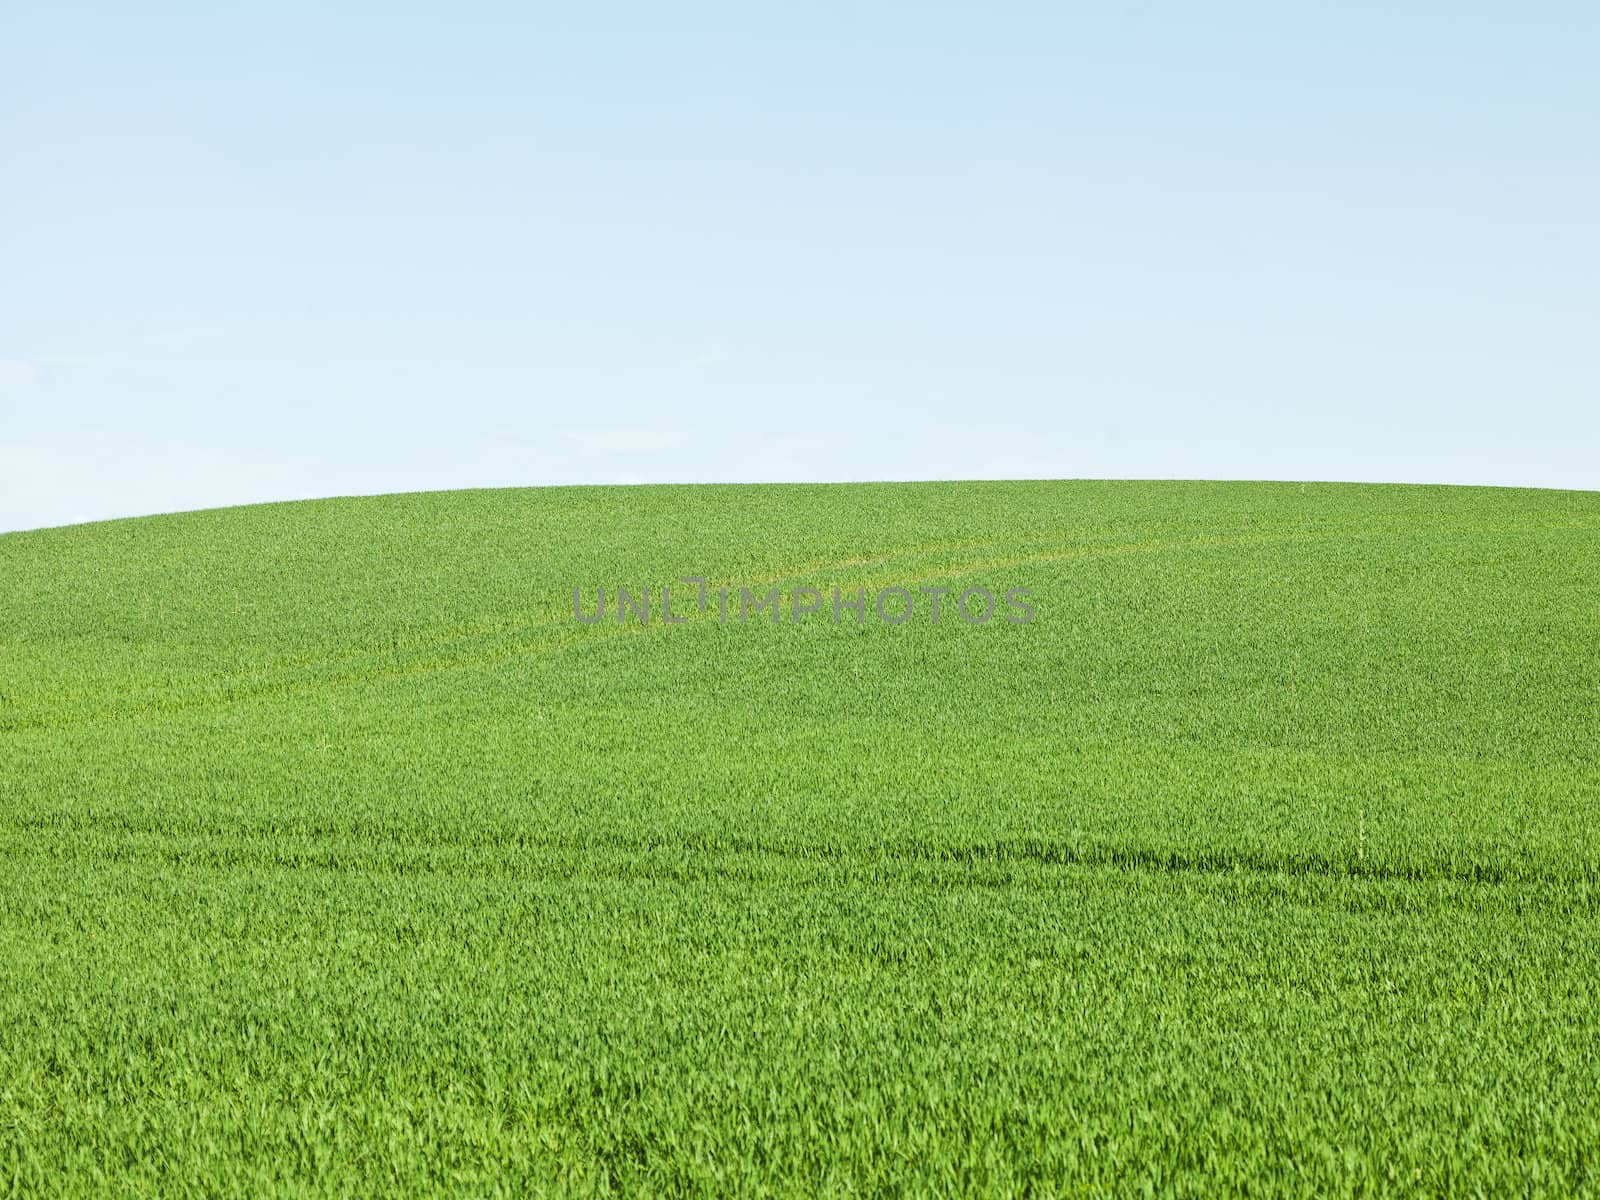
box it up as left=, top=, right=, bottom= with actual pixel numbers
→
left=715, top=431, right=853, bottom=481
left=975, top=458, right=1053, bottom=480
left=0, top=359, right=37, bottom=392
left=36, top=352, right=117, bottom=368
left=142, top=327, right=222, bottom=353
left=565, top=428, right=689, bottom=454
left=684, top=350, right=728, bottom=370
left=0, top=433, right=320, bottom=533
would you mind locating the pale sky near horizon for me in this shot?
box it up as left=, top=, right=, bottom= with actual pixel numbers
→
left=3, top=2, right=1597, bottom=532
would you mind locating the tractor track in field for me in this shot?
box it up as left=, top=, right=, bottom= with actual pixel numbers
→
left=7, top=818, right=1600, bottom=897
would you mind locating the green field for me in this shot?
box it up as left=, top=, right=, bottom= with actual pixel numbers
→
left=3, top=479, right=1599, bottom=1196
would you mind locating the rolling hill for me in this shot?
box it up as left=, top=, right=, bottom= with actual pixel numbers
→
left=3, top=479, right=1598, bottom=1195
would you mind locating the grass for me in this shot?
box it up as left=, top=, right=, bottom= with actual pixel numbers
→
left=2, top=478, right=1599, bottom=1196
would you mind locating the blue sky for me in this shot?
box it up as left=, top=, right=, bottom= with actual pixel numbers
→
left=3, top=1, right=1597, bottom=531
